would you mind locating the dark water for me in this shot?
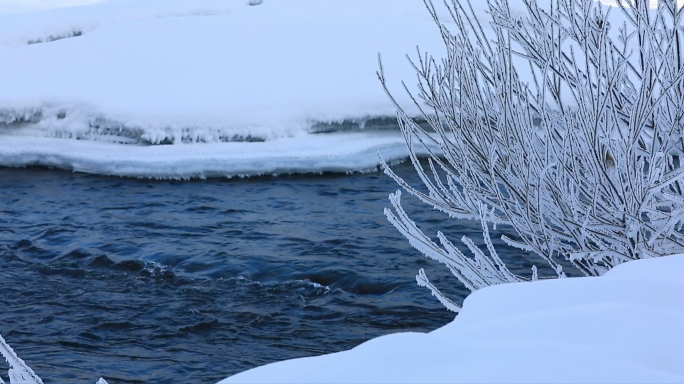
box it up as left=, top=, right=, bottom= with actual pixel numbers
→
left=0, top=163, right=539, bottom=384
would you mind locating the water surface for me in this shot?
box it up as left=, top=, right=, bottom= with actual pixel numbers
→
left=0, top=164, right=538, bottom=383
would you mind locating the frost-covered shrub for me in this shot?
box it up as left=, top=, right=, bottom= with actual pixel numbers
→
left=0, top=334, right=44, bottom=384
left=380, top=0, right=684, bottom=311
left=0, top=333, right=107, bottom=384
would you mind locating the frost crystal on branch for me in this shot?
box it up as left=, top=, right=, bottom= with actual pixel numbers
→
left=0, top=333, right=108, bottom=384
left=0, top=334, right=43, bottom=384
left=380, top=0, right=684, bottom=309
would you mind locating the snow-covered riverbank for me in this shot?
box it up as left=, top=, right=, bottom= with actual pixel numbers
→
left=0, top=0, right=440, bottom=131
left=0, top=0, right=459, bottom=177
left=221, top=254, right=684, bottom=383
left=0, top=132, right=441, bottom=178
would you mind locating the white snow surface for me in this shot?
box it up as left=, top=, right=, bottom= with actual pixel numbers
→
left=0, top=0, right=470, bottom=176
left=0, top=0, right=637, bottom=177
left=0, top=0, right=444, bottom=129
left=220, top=254, right=684, bottom=383
left=0, top=0, right=106, bottom=15
left=0, top=133, right=438, bottom=178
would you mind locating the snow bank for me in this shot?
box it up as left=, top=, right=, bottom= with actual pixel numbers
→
left=220, top=254, right=684, bottom=383
left=0, top=0, right=107, bottom=15
left=0, top=0, right=629, bottom=177
left=0, top=0, right=447, bottom=140
left=0, top=0, right=460, bottom=176
left=0, top=132, right=439, bottom=178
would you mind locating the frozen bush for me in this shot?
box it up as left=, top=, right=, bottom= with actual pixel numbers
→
left=0, top=333, right=107, bottom=384
left=380, top=0, right=684, bottom=311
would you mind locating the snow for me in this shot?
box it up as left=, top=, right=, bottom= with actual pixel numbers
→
left=219, top=254, right=684, bottom=383
left=0, top=0, right=106, bottom=15
left=2, top=1, right=681, bottom=382
left=0, top=0, right=460, bottom=177
left=0, top=0, right=637, bottom=178
left=0, top=132, right=438, bottom=178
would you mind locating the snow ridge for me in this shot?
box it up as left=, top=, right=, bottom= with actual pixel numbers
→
left=0, top=105, right=407, bottom=145
left=0, top=0, right=454, bottom=177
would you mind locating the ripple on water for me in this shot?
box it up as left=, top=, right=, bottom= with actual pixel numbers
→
left=0, top=164, right=548, bottom=384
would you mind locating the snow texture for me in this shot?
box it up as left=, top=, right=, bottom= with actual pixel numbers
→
left=0, top=133, right=438, bottom=178
left=220, top=253, right=684, bottom=384
left=0, top=0, right=106, bottom=15
left=0, top=0, right=467, bottom=177
left=0, top=0, right=632, bottom=178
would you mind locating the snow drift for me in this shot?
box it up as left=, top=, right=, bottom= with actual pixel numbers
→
left=220, top=254, right=684, bottom=383
left=0, top=0, right=617, bottom=178
left=0, top=0, right=461, bottom=177
left=0, top=133, right=439, bottom=178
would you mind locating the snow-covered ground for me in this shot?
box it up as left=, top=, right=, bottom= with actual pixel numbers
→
left=0, top=0, right=645, bottom=178
left=220, top=254, right=684, bottom=383
left=3, top=2, right=682, bottom=383
left=0, top=132, right=439, bottom=178
left=0, top=0, right=466, bottom=177
left=0, top=0, right=106, bottom=15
